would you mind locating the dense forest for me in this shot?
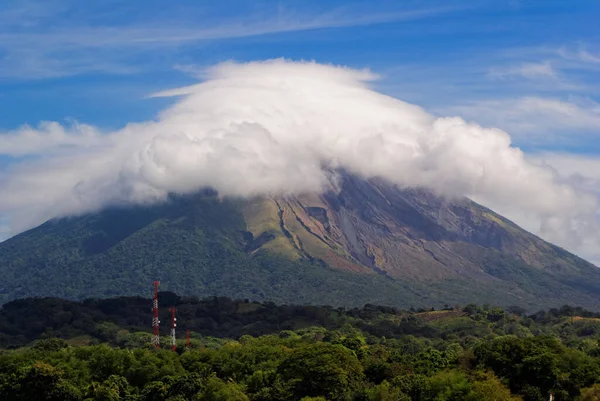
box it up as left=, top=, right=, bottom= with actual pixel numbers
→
left=2, top=296, right=600, bottom=400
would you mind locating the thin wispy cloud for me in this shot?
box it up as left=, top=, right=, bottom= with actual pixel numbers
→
left=496, top=45, right=600, bottom=77
left=442, top=96, right=600, bottom=146
left=384, top=41, right=600, bottom=150
left=0, top=9, right=451, bottom=48
left=479, top=45, right=600, bottom=95
left=488, top=62, right=557, bottom=80
left=556, top=47, right=600, bottom=65
left=0, top=2, right=458, bottom=79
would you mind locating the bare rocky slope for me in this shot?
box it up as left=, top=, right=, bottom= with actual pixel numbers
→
left=244, top=173, right=600, bottom=309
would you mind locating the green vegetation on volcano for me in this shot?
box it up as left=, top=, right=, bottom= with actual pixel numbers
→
left=2, top=174, right=600, bottom=310
left=0, top=194, right=428, bottom=307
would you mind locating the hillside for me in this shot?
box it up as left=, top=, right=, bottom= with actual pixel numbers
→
left=1, top=173, right=599, bottom=310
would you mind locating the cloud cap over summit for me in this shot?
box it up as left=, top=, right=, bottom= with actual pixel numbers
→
left=0, top=59, right=598, bottom=260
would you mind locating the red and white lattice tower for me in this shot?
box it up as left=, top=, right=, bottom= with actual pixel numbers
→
left=151, top=281, right=160, bottom=348
left=185, top=330, right=191, bottom=350
left=170, top=307, right=177, bottom=352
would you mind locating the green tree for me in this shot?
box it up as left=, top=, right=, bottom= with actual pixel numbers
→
left=89, top=375, right=137, bottom=401
left=140, top=381, right=169, bottom=401
left=9, top=362, right=82, bottom=401
left=466, top=372, right=521, bottom=401
left=579, top=384, right=600, bottom=401
left=427, top=370, right=472, bottom=401
left=391, top=374, right=430, bottom=401
left=364, top=380, right=409, bottom=401
left=33, top=338, right=70, bottom=352
left=278, top=343, right=364, bottom=401
left=197, top=377, right=248, bottom=401
left=166, top=373, right=207, bottom=400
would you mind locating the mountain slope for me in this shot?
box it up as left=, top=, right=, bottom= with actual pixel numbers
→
left=240, top=173, right=600, bottom=309
left=1, top=174, right=599, bottom=310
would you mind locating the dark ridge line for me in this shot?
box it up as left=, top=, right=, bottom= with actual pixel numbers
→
left=274, top=200, right=296, bottom=245
left=286, top=201, right=331, bottom=248
left=424, top=247, right=448, bottom=267
left=273, top=199, right=312, bottom=261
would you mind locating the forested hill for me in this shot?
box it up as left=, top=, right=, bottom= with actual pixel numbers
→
left=3, top=296, right=600, bottom=399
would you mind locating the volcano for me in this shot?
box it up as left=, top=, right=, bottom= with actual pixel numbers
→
left=1, top=172, right=599, bottom=310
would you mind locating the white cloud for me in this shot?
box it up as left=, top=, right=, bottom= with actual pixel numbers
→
left=510, top=97, right=600, bottom=130
left=577, top=50, right=600, bottom=64
left=527, top=153, right=600, bottom=197
left=526, top=152, right=600, bottom=265
left=443, top=96, right=600, bottom=144
left=0, top=121, right=102, bottom=156
left=488, top=62, right=557, bottom=80
left=557, top=47, right=600, bottom=65
left=0, top=59, right=599, bottom=264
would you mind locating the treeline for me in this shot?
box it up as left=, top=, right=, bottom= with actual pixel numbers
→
left=2, top=294, right=600, bottom=349
left=2, top=296, right=600, bottom=399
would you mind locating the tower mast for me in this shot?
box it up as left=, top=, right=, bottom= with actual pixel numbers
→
left=170, top=307, right=177, bottom=352
left=151, top=281, right=160, bottom=348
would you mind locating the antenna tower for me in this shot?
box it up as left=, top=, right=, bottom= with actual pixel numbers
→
left=170, top=307, right=177, bottom=352
left=151, top=281, right=160, bottom=348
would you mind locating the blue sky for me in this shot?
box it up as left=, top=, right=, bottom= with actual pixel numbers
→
left=0, top=0, right=600, bottom=261
left=1, top=0, right=598, bottom=148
